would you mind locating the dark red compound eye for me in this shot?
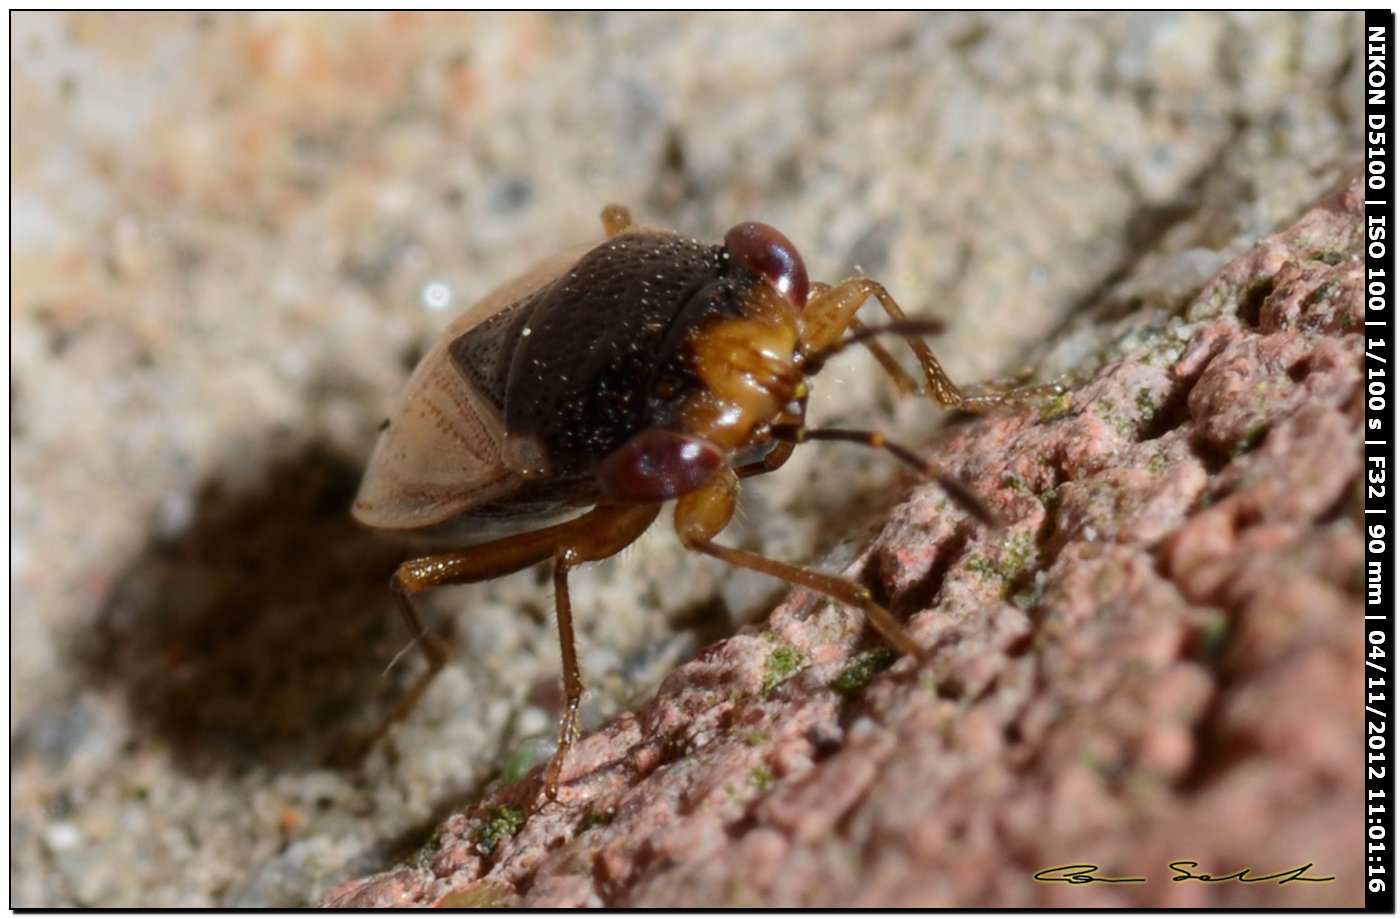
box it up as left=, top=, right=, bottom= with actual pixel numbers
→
left=597, top=429, right=724, bottom=503
left=724, top=221, right=809, bottom=310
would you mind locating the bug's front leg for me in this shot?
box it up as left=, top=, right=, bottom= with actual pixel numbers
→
left=803, top=278, right=1062, bottom=411
left=802, top=281, right=921, bottom=395
left=732, top=394, right=808, bottom=481
left=675, top=467, right=922, bottom=658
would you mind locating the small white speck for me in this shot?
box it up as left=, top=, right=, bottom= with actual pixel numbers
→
left=45, top=823, right=82, bottom=852
left=521, top=326, right=532, bottom=337
left=421, top=280, right=453, bottom=312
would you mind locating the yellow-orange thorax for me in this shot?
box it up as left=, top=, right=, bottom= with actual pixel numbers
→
left=677, top=284, right=804, bottom=453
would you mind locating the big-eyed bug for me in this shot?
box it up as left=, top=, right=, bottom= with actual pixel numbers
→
left=353, top=205, right=1057, bottom=799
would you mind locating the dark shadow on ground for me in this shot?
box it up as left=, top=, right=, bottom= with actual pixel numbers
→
left=71, top=441, right=414, bottom=773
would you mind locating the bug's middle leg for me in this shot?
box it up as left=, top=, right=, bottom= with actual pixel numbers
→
left=537, top=502, right=661, bottom=798
left=674, top=466, right=922, bottom=658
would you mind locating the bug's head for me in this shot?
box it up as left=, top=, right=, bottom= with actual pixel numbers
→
left=654, top=223, right=812, bottom=457
left=596, top=223, right=812, bottom=504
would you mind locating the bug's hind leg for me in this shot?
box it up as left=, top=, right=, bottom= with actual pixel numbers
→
left=338, top=528, right=559, bottom=762
left=379, top=586, right=453, bottom=738
left=674, top=467, right=922, bottom=658
left=349, top=503, right=659, bottom=784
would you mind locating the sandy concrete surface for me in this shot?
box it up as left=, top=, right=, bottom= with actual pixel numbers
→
left=11, top=12, right=1363, bottom=907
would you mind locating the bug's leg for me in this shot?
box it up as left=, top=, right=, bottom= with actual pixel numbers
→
left=377, top=587, right=453, bottom=741
left=360, top=503, right=659, bottom=761
left=733, top=439, right=796, bottom=480
left=804, top=278, right=1062, bottom=411
left=537, top=502, right=663, bottom=799
left=675, top=467, right=922, bottom=658
left=805, top=281, right=920, bottom=396
left=733, top=399, right=806, bottom=480
left=347, top=533, right=559, bottom=759
left=733, top=388, right=811, bottom=480
left=600, top=203, right=633, bottom=238
left=846, top=319, right=920, bottom=396
left=965, top=366, right=1039, bottom=392
left=947, top=378, right=1067, bottom=410
left=802, top=278, right=964, bottom=405
left=544, top=549, right=582, bottom=799
left=801, top=318, right=945, bottom=378
left=958, top=365, right=1067, bottom=403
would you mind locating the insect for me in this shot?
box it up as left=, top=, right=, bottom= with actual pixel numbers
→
left=353, top=205, right=1056, bottom=799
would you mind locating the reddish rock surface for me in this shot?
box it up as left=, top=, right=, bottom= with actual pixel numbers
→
left=324, top=179, right=1366, bottom=908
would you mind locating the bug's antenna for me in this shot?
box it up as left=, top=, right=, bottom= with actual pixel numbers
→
left=771, top=423, right=1001, bottom=527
